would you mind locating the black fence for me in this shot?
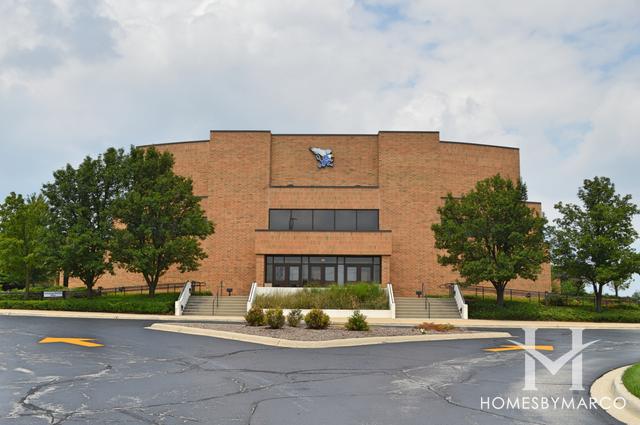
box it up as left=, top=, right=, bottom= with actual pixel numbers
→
left=448, top=284, right=640, bottom=308
left=0, top=281, right=207, bottom=299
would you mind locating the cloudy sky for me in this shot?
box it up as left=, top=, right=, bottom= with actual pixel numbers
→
left=1, top=0, right=639, bottom=289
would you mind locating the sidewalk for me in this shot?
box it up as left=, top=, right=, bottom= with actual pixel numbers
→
left=3, top=309, right=640, bottom=329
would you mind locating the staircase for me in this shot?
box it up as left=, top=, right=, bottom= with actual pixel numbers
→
left=183, top=295, right=248, bottom=316
left=395, top=297, right=461, bottom=319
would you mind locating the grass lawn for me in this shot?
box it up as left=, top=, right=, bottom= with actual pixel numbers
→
left=0, top=293, right=179, bottom=314
left=623, top=363, right=640, bottom=399
left=468, top=296, right=640, bottom=322
left=254, top=284, right=389, bottom=310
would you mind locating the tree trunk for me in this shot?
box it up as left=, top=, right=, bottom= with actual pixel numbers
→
left=494, top=283, right=505, bottom=307
left=614, top=286, right=619, bottom=298
left=23, top=265, right=31, bottom=300
left=595, top=285, right=603, bottom=313
left=63, top=270, right=69, bottom=288
left=149, top=281, right=157, bottom=297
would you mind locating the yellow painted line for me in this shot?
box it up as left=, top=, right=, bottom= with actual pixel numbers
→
left=484, top=344, right=553, bottom=352
left=39, top=337, right=104, bottom=347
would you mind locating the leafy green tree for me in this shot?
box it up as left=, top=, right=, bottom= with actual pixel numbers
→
left=551, top=177, right=640, bottom=312
left=432, top=175, right=548, bottom=307
left=0, top=193, right=54, bottom=296
left=611, top=278, right=632, bottom=298
left=111, top=147, right=214, bottom=296
left=42, top=148, right=127, bottom=292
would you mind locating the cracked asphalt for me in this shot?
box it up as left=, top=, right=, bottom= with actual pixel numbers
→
left=1, top=317, right=639, bottom=424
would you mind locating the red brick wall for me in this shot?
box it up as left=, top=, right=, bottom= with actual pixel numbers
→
left=270, top=135, right=378, bottom=187
left=83, top=130, right=552, bottom=297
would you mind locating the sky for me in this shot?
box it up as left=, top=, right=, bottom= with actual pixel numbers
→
left=1, top=0, right=639, bottom=293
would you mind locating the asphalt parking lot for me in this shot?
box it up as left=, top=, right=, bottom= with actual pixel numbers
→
left=1, top=316, right=639, bottom=424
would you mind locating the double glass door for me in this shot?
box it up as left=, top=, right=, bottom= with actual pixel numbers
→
left=266, top=256, right=381, bottom=287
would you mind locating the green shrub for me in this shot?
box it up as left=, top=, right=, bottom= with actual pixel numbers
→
left=304, top=308, right=330, bottom=329
left=345, top=310, right=369, bottom=331
left=543, top=294, right=567, bottom=306
left=254, top=283, right=388, bottom=310
left=468, top=296, right=640, bottom=322
left=245, top=306, right=265, bottom=326
left=265, top=308, right=285, bottom=329
left=416, top=322, right=455, bottom=333
left=287, top=309, right=303, bottom=327
left=0, top=293, right=178, bottom=314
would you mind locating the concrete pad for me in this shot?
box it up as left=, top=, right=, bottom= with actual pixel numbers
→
left=145, top=322, right=512, bottom=348
left=590, top=365, right=640, bottom=424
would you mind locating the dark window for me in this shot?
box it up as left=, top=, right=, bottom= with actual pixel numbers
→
left=335, top=210, right=357, bottom=230
left=310, top=266, right=322, bottom=281
left=265, top=255, right=381, bottom=286
left=346, top=267, right=358, bottom=282
left=313, top=210, right=334, bottom=231
left=357, top=210, right=378, bottom=230
left=291, top=210, right=313, bottom=230
left=269, top=210, right=290, bottom=230
left=268, top=209, right=379, bottom=231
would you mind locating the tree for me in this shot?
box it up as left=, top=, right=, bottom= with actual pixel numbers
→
left=111, top=147, right=214, bottom=296
left=432, top=174, right=548, bottom=307
left=0, top=193, right=54, bottom=296
left=551, top=177, right=640, bottom=312
left=42, top=148, right=127, bottom=292
left=611, top=278, right=632, bottom=298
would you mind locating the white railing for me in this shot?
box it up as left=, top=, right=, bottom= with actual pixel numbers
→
left=174, top=281, right=193, bottom=316
left=246, top=281, right=258, bottom=312
left=453, top=284, right=468, bottom=319
left=387, top=283, right=396, bottom=319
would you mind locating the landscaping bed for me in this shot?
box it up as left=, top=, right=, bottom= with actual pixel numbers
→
left=253, top=283, right=389, bottom=310
left=0, top=293, right=179, bottom=314
left=172, top=322, right=466, bottom=341
left=623, top=363, right=640, bottom=399
left=468, top=296, right=640, bottom=322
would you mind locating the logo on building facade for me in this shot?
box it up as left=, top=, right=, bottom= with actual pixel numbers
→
left=514, top=328, right=598, bottom=391
left=309, top=147, right=334, bottom=168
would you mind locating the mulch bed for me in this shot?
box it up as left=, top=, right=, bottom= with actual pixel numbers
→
left=173, top=322, right=468, bottom=341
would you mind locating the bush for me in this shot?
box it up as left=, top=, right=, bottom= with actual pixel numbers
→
left=345, top=310, right=369, bottom=331
left=0, top=293, right=178, bottom=314
left=245, top=306, right=265, bottom=326
left=543, top=294, right=567, bottom=306
left=304, top=308, right=330, bottom=329
left=265, top=308, right=285, bottom=329
left=287, top=309, right=303, bottom=327
left=253, top=283, right=388, bottom=310
left=416, top=322, right=456, bottom=333
left=468, top=296, right=640, bottom=322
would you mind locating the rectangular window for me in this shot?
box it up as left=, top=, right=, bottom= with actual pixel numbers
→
left=346, top=266, right=358, bottom=282
left=310, top=266, right=322, bottom=281
left=357, top=210, right=379, bottom=231
left=269, top=210, right=291, bottom=230
left=291, top=210, right=313, bottom=230
left=335, top=210, right=357, bottom=231
left=268, top=209, right=379, bottom=231
left=313, top=210, right=334, bottom=230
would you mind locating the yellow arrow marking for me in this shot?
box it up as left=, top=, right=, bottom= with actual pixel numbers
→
left=39, top=337, right=104, bottom=347
left=484, top=344, right=553, bottom=352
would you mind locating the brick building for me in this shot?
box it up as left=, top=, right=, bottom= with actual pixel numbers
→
left=96, top=130, right=552, bottom=296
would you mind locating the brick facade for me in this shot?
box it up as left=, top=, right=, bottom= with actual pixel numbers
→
left=92, top=130, right=552, bottom=296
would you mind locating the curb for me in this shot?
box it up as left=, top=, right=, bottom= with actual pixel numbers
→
left=590, top=365, right=640, bottom=424
left=145, top=323, right=512, bottom=348
left=3, top=309, right=640, bottom=330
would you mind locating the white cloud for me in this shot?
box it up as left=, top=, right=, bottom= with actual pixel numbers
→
left=0, top=0, right=639, bottom=291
